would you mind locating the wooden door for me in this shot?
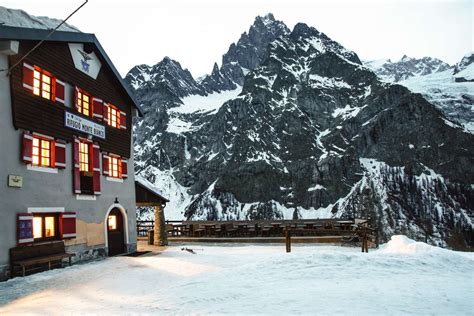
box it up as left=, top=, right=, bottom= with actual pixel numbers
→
left=107, top=208, right=125, bottom=256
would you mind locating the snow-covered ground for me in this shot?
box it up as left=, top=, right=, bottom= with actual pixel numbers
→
left=0, top=236, right=472, bottom=315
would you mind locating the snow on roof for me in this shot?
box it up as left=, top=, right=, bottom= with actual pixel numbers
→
left=0, top=6, right=79, bottom=32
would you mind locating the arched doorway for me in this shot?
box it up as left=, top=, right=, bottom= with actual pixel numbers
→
left=107, top=208, right=125, bottom=256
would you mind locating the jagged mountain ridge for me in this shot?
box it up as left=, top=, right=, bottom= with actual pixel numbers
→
left=364, top=55, right=451, bottom=82
left=128, top=14, right=473, bottom=249
left=365, top=53, right=474, bottom=134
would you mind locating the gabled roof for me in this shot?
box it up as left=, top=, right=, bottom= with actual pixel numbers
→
left=0, top=25, right=142, bottom=116
left=135, top=176, right=170, bottom=204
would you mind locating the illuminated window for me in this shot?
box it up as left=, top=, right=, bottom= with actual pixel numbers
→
left=77, top=90, right=91, bottom=117
left=33, top=68, right=52, bottom=100
left=79, top=141, right=90, bottom=172
left=108, top=156, right=122, bottom=178
left=33, top=217, right=43, bottom=239
left=108, top=215, right=117, bottom=230
left=32, top=137, right=53, bottom=167
left=33, top=215, right=57, bottom=240
left=107, top=104, right=120, bottom=128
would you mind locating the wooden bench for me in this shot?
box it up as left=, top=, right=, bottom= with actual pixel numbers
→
left=10, top=241, right=75, bottom=278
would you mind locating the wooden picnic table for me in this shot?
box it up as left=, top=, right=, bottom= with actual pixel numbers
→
left=203, top=224, right=216, bottom=236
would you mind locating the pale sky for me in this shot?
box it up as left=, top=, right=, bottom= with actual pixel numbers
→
left=2, top=0, right=473, bottom=77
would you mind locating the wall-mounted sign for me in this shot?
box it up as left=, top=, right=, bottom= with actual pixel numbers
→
left=68, top=43, right=102, bottom=79
left=8, top=175, right=23, bottom=188
left=65, top=112, right=106, bottom=139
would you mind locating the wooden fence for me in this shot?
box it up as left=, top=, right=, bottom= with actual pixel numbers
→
left=137, top=218, right=378, bottom=251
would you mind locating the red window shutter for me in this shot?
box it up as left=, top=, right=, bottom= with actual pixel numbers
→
left=22, top=63, right=34, bottom=91
left=22, top=132, right=33, bottom=163
left=102, top=153, right=109, bottom=176
left=92, top=97, right=104, bottom=121
left=93, top=143, right=101, bottom=195
left=121, top=158, right=128, bottom=179
left=55, top=140, right=66, bottom=169
left=74, top=86, right=80, bottom=112
left=55, top=79, right=66, bottom=104
left=103, top=102, right=109, bottom=123
left=73, top=138, right=81, bottom=194
left=60, top=212, right=76, bottom=239
left=120, top=111, right=127, bottom=130
left=17, top=213, right=34, bottom=244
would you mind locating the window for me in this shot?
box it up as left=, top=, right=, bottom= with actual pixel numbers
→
left=79, top=141, right=90, bottom=172
left=32, top=214, right=58, bottom=241
left=108, top=215, right=117, bottom=230
left=107, top=104, right=120, bottom=128
left=76, top=90, right=91, bottom=116
left=33, top=68, right=53, bottom=100
left=32, top=137, right=53, bottom=167
left=108, top=156, right=122, bottom=178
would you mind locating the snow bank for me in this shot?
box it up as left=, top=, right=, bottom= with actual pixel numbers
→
left=378, top=235, right=437, bottom=254
left=1, top=242, right=472, bottom=315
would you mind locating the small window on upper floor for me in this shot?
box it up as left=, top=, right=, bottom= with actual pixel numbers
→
left=108, top=156, right=122, bottom=178
left=22, top=63, right=66, bottom=104
left=32, top=136, right=53, bottom=167
left=76, top=89, right=92, bottom=117
left=106, top=104, right=120, bottom=128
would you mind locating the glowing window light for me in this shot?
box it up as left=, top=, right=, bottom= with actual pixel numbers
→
left=33, top=217, right=43, bottom=239
left=108, top=215, right=117, bottom=230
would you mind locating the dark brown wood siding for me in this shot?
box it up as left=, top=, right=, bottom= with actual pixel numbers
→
left=9, top=40, right=133, bottom=158
left=136, top=183, right=168, bottom=205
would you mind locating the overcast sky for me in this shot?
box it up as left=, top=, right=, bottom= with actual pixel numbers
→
left=2, top=0, right=473, bottom=77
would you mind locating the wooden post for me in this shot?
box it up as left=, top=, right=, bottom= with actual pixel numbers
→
left=154, top=204, right=168, bottom=246
left=285, top=228, right=291, bottom=253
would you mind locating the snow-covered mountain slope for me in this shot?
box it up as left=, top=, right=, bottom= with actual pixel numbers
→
left=400, top=68, right=474, bottom=133
left=128, top=14, right=473, bottom=249
left=0, top=6, right=79, bottom=32
left=453, top=52, right=474, bottom=82
left=364, top=55, right=450, bottom=82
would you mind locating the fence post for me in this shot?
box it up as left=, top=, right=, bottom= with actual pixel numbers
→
left=286, top=228, right=291, bottom=253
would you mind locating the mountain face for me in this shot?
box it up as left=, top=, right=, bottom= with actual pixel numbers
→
left=0, top=6, right=79, bottom=31
left=364, top=55, right=451, bottom=82
left=453, top=52, right=474, bottom=82
left=127, top=15, right=474, bottom=249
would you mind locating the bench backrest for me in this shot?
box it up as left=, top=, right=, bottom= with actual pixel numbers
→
left=10, top=241, right=66, bottom=262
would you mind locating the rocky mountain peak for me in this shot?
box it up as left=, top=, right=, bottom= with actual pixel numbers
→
left=129, top=14, right=473, bottom=249
left=453, top=52, right=474, bottom=82
left=364, top=55, right=451, bottom=82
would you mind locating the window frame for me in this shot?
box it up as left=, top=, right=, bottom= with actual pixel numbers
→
left=106, top=104, right=121, bottom=128
left=32, top=66, right=54, bottom=101
left=79, top=141, right=92, bottom=173
left=108, top=155, right=122, bottom=179
left=76, top=88, right=92, bottom=117
left=32, top=213, right=60, bottom=242
left=32, top=135, right=55, bottom=168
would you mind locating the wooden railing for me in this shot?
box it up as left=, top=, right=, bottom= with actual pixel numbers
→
left=137, top=218, right=378, bottom=250
left=137, top=220, right=154, bottom=237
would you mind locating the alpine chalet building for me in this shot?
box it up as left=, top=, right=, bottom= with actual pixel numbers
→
left=0, top=25, right=142, bottom=280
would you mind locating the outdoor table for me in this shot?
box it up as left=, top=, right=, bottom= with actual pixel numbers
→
left=173, top=224, right=189, bottom=236
left=235, top=223, right=249, bottom=236
left=203, top=224, right=216, bottom=236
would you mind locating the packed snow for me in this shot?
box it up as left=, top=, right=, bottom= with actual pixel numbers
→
left=0, top=236, right=472, bottom=315
left=171, top=87, right=242, bottom=114
left=0, top=6, right=79, bottom=32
